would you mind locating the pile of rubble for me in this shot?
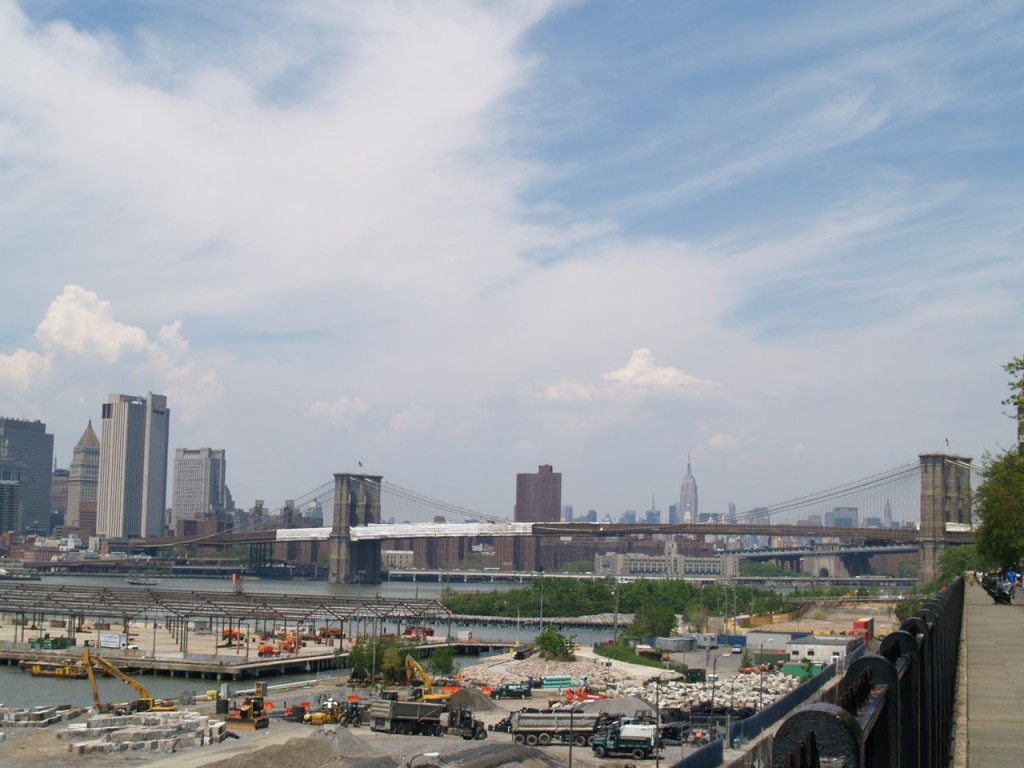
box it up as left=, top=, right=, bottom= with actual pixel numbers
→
left=459, top=654, right=631, bottom=689
left=0, top=704, right=87, bottom=729
left=614, top=671, right=802, bottom=712
left=56, top=711, right=228, bottom=755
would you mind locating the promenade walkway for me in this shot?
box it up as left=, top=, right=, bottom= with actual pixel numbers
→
left=961, top=580, right=1024, bottom=766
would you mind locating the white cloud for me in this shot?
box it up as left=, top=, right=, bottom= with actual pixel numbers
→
left=541, top=349, right=721, bottom=404
left=0, top=348, right=52, bottom=389
left=709, top=434, right=738, bottom=449
left=35, top=285, right=148, bottom=362
left=0, top=284, right=222, bottom=422
left=310, top=395, right=371, bottom=425
left=388, top=405, right=438, bottom=434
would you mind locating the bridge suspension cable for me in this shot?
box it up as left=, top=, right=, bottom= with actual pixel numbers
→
left=380, top=481, right=508, bottom=524
left=734, top=461, right=921, bottom=524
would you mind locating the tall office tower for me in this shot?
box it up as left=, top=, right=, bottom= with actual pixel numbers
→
left=883, top=498, right=893, bottom=528
left=0, top=457, right=28, bottom=532
left=51, top=467, right=69, bottom=522
left=66, top=421, right=100, bottom=530
left=171, top=448, right=227, bottom=524
left=678, top=455, right=698, bottom=523
left=728, top=502, right=737, bottom=524
left=514, top=464, right=562, bottom=523
left=97, top=393, right=170, bottom=538
left=0, top=417, right=54, bottom=534
left=564, top=504, right=574, bottom=522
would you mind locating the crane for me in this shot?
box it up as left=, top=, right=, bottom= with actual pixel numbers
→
left=82, top=648, right=177, bottom=713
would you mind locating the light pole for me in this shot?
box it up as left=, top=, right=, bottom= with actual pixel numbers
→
left=407, top=752, right=440, bottom=768
left=709, top=656, right=718, bottom=741
left=655, top=677, right=662, bottom=768
left=758, top=642, right=766, bottom=712
left=538, top=568, right=545, bottom=631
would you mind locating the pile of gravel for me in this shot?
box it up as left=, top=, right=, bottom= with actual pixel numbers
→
left=450, top=687, right=500, bottom=712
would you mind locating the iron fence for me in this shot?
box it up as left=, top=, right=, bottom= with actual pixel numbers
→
left=771, top=576, right=965, bottom=768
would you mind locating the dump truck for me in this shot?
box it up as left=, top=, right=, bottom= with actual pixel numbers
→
left=368, top=698, right=448, bottom=735
left=503, top=710, right=601, bottom=746
left=489, top=681, right=533, bottom=699
left=591, top=721, right=660, bottom=759
left=440, top=708, right=488, bottom=740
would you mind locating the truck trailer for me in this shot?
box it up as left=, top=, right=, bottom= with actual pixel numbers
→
left=505, top=710, right=601, bottom=746
left=369, top=699, right=448, bottom=735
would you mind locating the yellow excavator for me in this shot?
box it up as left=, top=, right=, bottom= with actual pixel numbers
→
left=82, top=648, right=177, bottom=714
left=405, top=654, right=451, bottom=703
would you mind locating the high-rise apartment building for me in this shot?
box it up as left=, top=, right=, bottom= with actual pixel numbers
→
left=171, top=448, right=227, bottom=524
left=678, top=455, right=698, bottom=524
left=97, top=393, right=170, bottom=538
left=66, top=421, right=100, bottom=530
left=0, top=417, right=55, bottom=533
left=514, top=464, right=562, bottom=523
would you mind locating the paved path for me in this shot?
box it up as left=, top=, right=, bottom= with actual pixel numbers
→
left=962, top=581, right=1024, bottom=766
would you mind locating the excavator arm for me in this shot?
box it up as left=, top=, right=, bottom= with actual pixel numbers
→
left=405, top=654, right=434, bottom=696
left=81, top=647, right=168, bottom=711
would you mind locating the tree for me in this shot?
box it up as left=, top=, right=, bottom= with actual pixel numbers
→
left=629, top=599, right=676, bottom=638
left=974, top=450, right=1024, bottom=569
left=426, top=645, right=458, bottom=676
left=938, top=544, right=981, bottom=583
left=535, top=625, right=574, bottom=660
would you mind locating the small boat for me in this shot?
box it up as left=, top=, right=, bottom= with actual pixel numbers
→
left=125, top=577, right=161, bottom=586
left=20, top=660, right=89, bottom=679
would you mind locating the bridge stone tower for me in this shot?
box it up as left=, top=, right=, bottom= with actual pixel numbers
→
left=328, top=473, right=383, bottom=584
left=918, top=453, right=971, bottom=583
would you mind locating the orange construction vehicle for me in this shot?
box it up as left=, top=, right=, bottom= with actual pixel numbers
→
left=257, top=643, right=280, bottom=658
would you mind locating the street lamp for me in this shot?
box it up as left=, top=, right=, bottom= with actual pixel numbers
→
left=709, top=656, right=719, bottom=740
left=407, top=752, right=440, bottom=768
left=758, top=642, right=766, bottom=712
left=538, top=568, right=545, bottom=631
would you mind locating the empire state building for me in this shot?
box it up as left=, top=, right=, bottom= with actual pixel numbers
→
left=679, top=456, right=698, bottom=523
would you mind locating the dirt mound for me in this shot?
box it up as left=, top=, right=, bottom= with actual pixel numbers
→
left=199, top=735, right=341, bottom=768
left=449, top=744, right=564, bottom=768
left=450, top=686, right=499, bottom=712
left=579, top=694, right=654, bottom=718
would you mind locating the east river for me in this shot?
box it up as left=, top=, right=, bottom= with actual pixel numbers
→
left=0, top=573, right=616, bottom=709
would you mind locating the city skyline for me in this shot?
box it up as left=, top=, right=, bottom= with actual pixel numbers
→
left=0, top=2, right=1021, bottom=522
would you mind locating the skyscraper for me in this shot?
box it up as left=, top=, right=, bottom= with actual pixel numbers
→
left=171, top=448, right=227, bottom=524
left=66, top=421, right=100, bottom=530
left=0, top=417, right=54, bottom=533
left=96, top=393, right=170, bottom=538
left=678, top=455, right=698, bottom=524
left=514, top=464, right=562, bottom=523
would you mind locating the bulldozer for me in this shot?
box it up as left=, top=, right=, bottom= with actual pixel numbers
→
left=225, top=681, right=270, bottom=731
left=82, top=648, right=177, bottom=714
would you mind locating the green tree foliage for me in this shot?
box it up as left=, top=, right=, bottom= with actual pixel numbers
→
left=346, top=636, right=412, bottom=682
left=938, top=544, right=982, bottom=583
left=426, top=645, right=458, bottom=676
left=535, top=625, right=574, bottom=660
left=740, top=648, right=753, bottom=669
left=440, top=577, right=790, bottom=621
left=974, top=450, right=1024, bottom=569
left=629, top=599, right=676, bottom=638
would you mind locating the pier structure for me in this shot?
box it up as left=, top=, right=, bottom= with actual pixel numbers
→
left=0, top=582, right=454, bottom=681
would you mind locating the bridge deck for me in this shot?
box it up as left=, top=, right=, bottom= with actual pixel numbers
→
left=960, top=580, right=1024, bottom=766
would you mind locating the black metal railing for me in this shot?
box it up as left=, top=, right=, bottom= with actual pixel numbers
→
left=771, top=576, right=965, bottom=768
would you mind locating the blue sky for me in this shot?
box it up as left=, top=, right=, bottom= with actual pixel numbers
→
left=1, top=0, right=1022, bottom=524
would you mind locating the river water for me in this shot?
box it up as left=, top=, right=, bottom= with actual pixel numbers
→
left=0, top=574, right=616, bottom=709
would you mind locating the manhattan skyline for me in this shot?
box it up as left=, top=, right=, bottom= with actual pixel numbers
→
left=0, top=2, right=1021, bottom=522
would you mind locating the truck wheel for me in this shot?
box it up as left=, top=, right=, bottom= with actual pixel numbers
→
left=475, top=729, right=487, bottom=740
left=525, top=734, right=539, bottom=746
left=513, top=734, right=525, bottom=744
left=632, top=749, right=646, bottom=760
left=537, top=733, right=551, bottom=745
left=435, top=725, right=447, bottom=737
left=587, top=735, right=596, bottom=746
left=594, top=746, right=607, bottom=758
left=572, top=735, right=587, bottom=747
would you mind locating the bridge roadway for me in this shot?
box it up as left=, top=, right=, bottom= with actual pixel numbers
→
left=959, top=579, right=1024, bottom=766
left=128, top=520, right=975, bottom=549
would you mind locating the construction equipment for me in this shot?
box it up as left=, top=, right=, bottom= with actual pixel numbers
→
left=303, top=695, right=363, bottom=726
left=256, top=643, right=280, bottom=657
left=495, top=709, right=601, bottom=746
left=368, top=698, right=448, bottom=735
left=440, top=707, right=488, bottom=740
left=81, top=648, right=177, bottom=714
left=405, top=655, right=450, bottom=703
left=591, top=719, right=661, bottom=759
left=226, top=681, right=270, bottom=731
